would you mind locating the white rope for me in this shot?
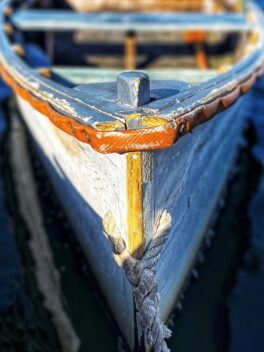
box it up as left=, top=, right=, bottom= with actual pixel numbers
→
left=104, top=209, right=172, bottom=352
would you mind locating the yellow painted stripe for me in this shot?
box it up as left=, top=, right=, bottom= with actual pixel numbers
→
left=127, top=152, right=144, bottom=258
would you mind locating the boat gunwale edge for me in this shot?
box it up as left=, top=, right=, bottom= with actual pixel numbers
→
left=0, top=0, right=264, bottom=153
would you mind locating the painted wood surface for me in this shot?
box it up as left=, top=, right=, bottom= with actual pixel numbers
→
left=52, top=67, right=219, bottom=85
left=1, top=1, right=264, bottom=154
left=66, top=0, right=206, bottom=12
left=16, top=96, right=135, bottom=349
left=127, top=152, right=144, bottom=258
left=153, top=99, right=246, bottom=320
left=0, top=0, right=262, bottom=348
left=65, top=0, right=242, bottom=13
left=12, top=10, right=253, bottom=32
left=15, top=91, right=246, bottom=350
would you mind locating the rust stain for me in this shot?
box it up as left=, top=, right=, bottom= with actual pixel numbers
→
left=127, top=152, right=144, bottom=258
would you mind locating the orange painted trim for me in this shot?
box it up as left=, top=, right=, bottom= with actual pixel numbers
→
left=185, top=31, right=207, bottom=43
left=0, top=63, right=263, bottom=154
left=194, top=44, right=208, bottom=70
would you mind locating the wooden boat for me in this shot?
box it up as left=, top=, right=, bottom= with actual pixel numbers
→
left=1, top=0, right=264, bottom=350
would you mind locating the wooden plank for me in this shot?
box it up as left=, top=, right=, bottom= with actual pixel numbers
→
left=66, top=0, right=207, bottom=12
left=65, top=0, right=246, bottom=13
left=12, top=10, right=254, bottom=33
left=16, top=94, right=135, bottom=348
left=142, top=152, right=154, bottom=249
left=153, top=99, right=245, bottom=321
left=127, top=152, right=144, bottom=258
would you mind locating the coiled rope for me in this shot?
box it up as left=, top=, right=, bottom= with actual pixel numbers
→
left=103, top=209, right=172, bottom=352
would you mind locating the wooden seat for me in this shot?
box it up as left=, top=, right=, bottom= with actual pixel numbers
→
left=12, top=1, right=247, bottom=69
left=65, top=0, right=243, bottom=13
left=66, top=0, right=205, bottom=12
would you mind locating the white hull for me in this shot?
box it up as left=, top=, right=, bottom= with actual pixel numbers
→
left=16, top=94, right=245, bottom=349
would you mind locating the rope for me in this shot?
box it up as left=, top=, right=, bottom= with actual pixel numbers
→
left=103, top=209, right=172, bottom=352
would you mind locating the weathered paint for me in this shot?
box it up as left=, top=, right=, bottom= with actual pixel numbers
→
left=65, top=0, right=218, bottom=12
left=154, top=99, right=246, bottom=322
left=13, top=10, right=253, bottom=32
left=127, top=152, right=144, bottom=258
left=15, top=85, right=246, bottom=351
left=117, top=71, right=150, bottom=107
left=0, top=1, right=264, bottom=154
left=16, top=95, right=135, bottom=349
left=1, top=63, right=263, bottom=154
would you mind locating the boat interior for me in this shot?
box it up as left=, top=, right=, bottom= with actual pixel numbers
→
left=0, top=0, right=263, bottom=154
left=4, top=0, right=259, bottom=87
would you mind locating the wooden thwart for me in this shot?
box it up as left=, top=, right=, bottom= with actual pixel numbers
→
left=65, top=0, right=242, bottom=12
left=12, top=10, right=253, bottom=33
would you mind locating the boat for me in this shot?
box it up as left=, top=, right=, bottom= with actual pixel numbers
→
left=0, top=0, right=264, bottom=350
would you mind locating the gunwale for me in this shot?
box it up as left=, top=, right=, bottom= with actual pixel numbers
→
left=0, top=0, right=264, bottom=153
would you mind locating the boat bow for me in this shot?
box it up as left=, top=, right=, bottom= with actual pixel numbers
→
left=0, top=0, right=264, bottom=153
